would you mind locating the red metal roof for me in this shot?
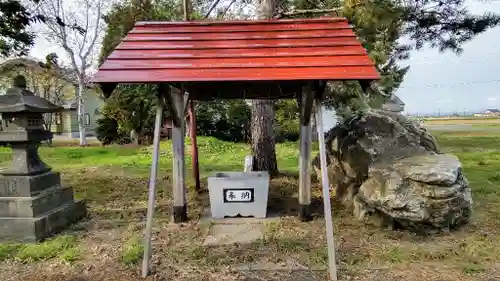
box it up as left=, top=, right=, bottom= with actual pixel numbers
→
left=93, top=17, right=380, bottom=99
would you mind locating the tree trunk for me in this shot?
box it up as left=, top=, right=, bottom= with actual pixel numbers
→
left=77, top=81, right=88, bottom=146
left=251, top=99, right=278, bottom=175
left=251, top=0, right=279, bottom=176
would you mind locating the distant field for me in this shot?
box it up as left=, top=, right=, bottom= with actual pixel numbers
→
left=423, top=116, right=500, bottom=125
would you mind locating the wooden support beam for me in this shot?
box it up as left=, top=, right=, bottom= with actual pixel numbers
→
left=296, top=83, right=315, bottom=221
left=169, top=88, right=190, bottom=223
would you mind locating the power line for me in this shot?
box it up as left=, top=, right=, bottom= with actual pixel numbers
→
left=405, top=54, right=500, bottom=66
left=398, top=79, right=500, bottom=90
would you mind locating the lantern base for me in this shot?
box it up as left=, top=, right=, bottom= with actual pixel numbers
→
left=0, top=199, right=86, bottom=242
left=0, top=169, right=86, bottom=242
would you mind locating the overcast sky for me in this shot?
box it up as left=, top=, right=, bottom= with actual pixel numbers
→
left=27, top=0, right=500, bottom=119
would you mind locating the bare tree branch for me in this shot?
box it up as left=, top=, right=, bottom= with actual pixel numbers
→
left=78, top=0, right=92, bottom=59
left=81, top=0, right=103, bottom=69
left=36, top=0, right=107, bottom=146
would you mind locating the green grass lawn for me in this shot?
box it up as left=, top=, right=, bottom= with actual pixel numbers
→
left=1, top=133, right=500, bottom=281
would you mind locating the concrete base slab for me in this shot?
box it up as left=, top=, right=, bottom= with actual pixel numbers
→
left=200, top=209, right=325, bottom=281
left=203, top=223, right=263, bottom=246
left=201, top=208, right=283, bottom=246
left=200, top=208, right=281, bottom=224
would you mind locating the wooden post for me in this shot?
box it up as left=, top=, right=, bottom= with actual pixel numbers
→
left=188, top=101, right=201, bottom=193
left=141, top=86, right=164, bottom=278
left=297, top=84, right=314, bottom=221
left=167, top=88, right=189, bottom=223
left=315, top=98, right=338, bottom=281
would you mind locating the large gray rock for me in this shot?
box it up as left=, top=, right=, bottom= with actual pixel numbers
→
left=313, top=109, right=472, bottom=232
left=354, top=154, right=472, bottom=231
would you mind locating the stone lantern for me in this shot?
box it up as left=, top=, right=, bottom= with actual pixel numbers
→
left=0, top=75, right=86, bottom=242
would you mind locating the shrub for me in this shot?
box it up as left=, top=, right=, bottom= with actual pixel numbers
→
left=96, top=117, right=120, bottom=145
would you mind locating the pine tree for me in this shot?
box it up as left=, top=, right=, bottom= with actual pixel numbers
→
left=323, top=0, right=411, bottom=117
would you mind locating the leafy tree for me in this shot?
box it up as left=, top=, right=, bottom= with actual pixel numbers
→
left=281, top=0, right=500, bottom=53
left=0, top=0, right=84, bottom=57
left=99, top=0, right=200, bottom=65
left=292, top=0, right=500, bottom=115
left=100, top=0, right=152, bottom=65
left=274, top=100, right=300, bottom=142
left=96, top=116, right=120, bottom=145
left=38, top=53, right=66, bottom=132
left=0, top=0, right=39, bottom=57
left=99, top=84, right=158, bottom=144
left=321, top=0, right=411, bottom=119
left=96, top=0, right=182, bottom=144
left=0, top=55, right=74, bottom=133
left=196, top=100, right=251, bottom=142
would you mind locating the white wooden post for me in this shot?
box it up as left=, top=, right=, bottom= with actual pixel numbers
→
left=315, top=99, right=338, bottom=281
left=141, top=90, right=164, bottom=278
